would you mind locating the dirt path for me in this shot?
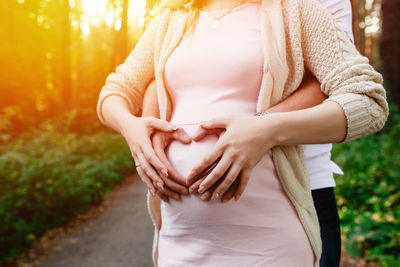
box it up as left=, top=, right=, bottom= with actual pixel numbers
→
left=36, top=174, right=154, bottom=267
left=14, top=173, right=372, bottom=267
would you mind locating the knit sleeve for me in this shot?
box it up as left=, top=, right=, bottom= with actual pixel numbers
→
left=298, top=0, right=389, bottom=142
left=96, top=11, right=166, bottom=126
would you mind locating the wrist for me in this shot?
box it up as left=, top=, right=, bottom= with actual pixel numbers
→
left=256, top=113, right=284, bottom=147
left=117, top=112, right=138, bottom=137
left=102, top=95, right=138, bottom=135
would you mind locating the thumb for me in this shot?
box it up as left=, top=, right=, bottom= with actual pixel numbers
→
left=191, top=127, right=224, bottom=142
left=172, top=128, right=192, bottom=144
left=148, top=118, right=178, bottom=132
left=191, top=126, right=209, bottom=141
left=201, top=117, right=228, bottom=129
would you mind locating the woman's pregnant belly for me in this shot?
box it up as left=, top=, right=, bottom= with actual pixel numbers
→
left=165, top=124, right=219, bottom=180
left=163, top=124, right=224, bottom=225
left=160, top=123, right=314, bottom=265
left=162, top=124, right=296, bottom=228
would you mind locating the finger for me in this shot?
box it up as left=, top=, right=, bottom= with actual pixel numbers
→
left=201, top=176, right=224, bottom=202
left=154, top=181, right=181, bottom=201
left=191, top=127, right=224, bottom=142
left=200, top=190, right=212, bottom=202
left=221, top=179, right=239, bottom=203
left=162, top=177, right=189, bottom=195
left=137, top=149, right=165, bottom=190
left=201, top=117, right=230, bottom=129
left=136, top=164, right=156, bottom=197
left=234, top=167, right=253, bottom=201
left=155, top=189, right=169, bottom=203
left=187, top=159, right=219, bottom=187
left=189, top=177, right=205, bottom=194
left=141, top=139, right=169, bottom=178
left=198, top=153, right=233, bottom=193
left=147, top=117, right=178, bottom=132
left=211, top=161, right=242, bottom=200
left=187, top=143, right=225, bottom=184
left=154, top=141, right=187, bottom=188
left=172, top=128, right=192, bottom=144
left=187, top=158, right=218, bottom=188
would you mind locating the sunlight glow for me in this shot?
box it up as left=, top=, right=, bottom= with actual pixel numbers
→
left=81, top=21, right=91, bottom=36
left=104, top=11, right=115, bottom=27
left=79, top=0, right=147, bottom=37
left=362, top=0, right=381, bottom=36
left=81, top=0, right=109, bottom=19
left=129, top=0, right=146, bottom=18
left=115, top=20, right=122, bottom=31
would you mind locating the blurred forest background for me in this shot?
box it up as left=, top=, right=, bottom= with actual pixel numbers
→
left=0, top=0, right=399, bottom=266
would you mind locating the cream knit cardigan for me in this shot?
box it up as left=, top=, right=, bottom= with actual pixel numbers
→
left=96, top=0, right=389, bottom=266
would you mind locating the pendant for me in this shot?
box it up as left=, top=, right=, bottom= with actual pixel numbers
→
left=213, top=20, right=219, bottom=28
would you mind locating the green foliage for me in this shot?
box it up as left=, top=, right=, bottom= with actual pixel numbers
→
left=0, top=124, right=133, bottom=263
left=333, top=104, right=400, bottom=266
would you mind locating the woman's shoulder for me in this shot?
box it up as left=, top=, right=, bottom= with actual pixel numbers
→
left=284, top=0, right=334, bottom=18
left=148, top=7, right=190, bottom=27
left=280, top=0, right=345, bottom=35
left=279, top=0, right=330, bottom=13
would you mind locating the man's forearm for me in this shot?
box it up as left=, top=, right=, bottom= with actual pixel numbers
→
left=142, top=69, right=327, bottom=117
left=142, top=80, right=161, bottom=118
left=265, top=101, right=347, bottom=145
left=267, top=69, right=327, bottom=113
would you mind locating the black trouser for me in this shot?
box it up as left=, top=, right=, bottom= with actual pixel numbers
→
left=312, top=187, right=341, bottom=267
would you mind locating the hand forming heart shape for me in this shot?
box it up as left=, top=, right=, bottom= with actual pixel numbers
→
left=151, top=123, right=238, bottom=203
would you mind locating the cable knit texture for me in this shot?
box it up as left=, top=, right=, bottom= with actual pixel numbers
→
left=96, top=0, right=389, bottom=266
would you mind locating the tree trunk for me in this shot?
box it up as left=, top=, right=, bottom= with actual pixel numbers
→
left=110, top=0, right=129, bottom=69
left=351, top=0, right=361, bottom=49
left=380, top=0, right=400, bottom=107
left=359, top=0, right=366, bottom=55
left=62, top=0, right=72, bottom=109
left=110, top=0, right=118, bottom=70
left=120, top=0, right=129, bottom=61
left=73, top=0, right=83, bottom=107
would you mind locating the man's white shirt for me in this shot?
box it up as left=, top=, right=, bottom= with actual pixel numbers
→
left=303, top=0, right=353, bottom=190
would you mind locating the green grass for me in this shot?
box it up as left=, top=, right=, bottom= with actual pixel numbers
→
left=333, top=104, right=400, bottom=266
left=0, top=124, right=133, bottom=263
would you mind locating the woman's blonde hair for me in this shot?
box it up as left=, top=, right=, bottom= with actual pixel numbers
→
left=161, top=0, right=204, bottom=33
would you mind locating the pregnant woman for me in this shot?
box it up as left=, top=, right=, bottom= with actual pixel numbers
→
left=96, top=0, right=388, bottom=266
left=145, top=1, right=354, bottom=266
left=157, top=3, right=316, bottom=265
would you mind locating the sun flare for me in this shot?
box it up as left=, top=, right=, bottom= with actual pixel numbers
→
left=80, top=0, right=146, bottom=36
left=81, top=0, right=109, bottom=18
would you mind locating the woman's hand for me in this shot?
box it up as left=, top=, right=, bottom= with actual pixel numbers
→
left=120, top=115, right=180, bottom=196
left=151, top=128, right=193, bottom=202
left=187, top=115, right=278, bottom=201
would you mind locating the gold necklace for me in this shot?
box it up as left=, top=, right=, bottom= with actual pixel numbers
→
left=206, top=0, right=247, bottom=28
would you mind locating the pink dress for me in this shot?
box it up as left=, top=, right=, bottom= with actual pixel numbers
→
left=158, top=3, right=313, bottom=266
